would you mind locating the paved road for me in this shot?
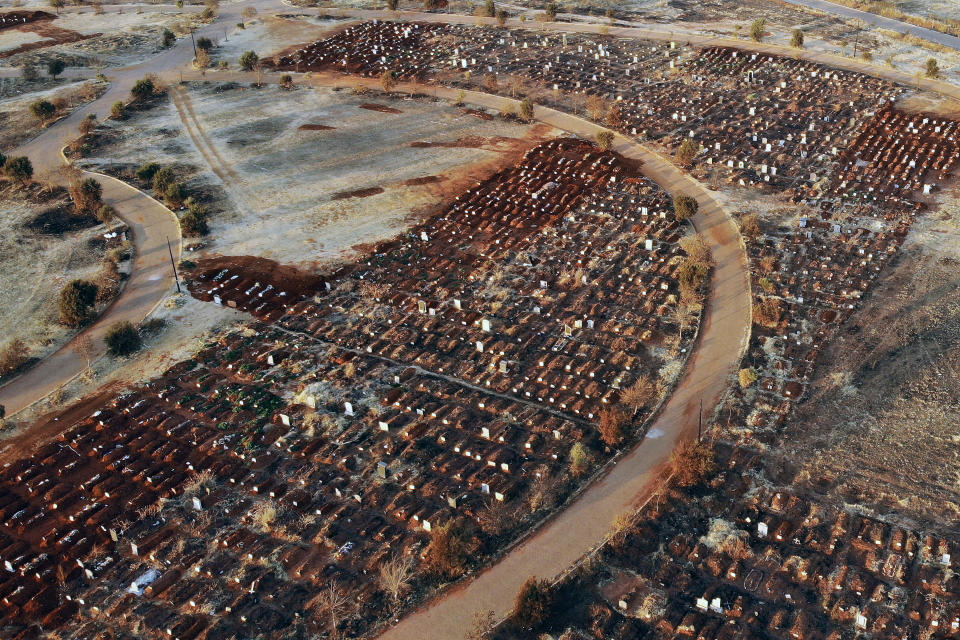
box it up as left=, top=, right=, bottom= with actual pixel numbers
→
left=780, top=0, right=960, bottom=52
left=178, top=61, right=752, bottom=639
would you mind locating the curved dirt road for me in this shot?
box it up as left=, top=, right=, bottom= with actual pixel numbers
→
left=174, top=61, right=752, bottom=638
left=0, top=4, right=254, bottom=416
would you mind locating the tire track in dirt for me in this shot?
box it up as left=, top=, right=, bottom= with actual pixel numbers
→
left=171, top=85, right=255, bottom=216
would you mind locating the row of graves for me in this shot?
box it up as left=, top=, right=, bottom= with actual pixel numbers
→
left=275, top=22, right=899, bottom=195
left=0, top=10, right=53, bottom=30
left=729, top=100, right=960, bottom=440
left=0, top=139, right=698, bottom=638
left=502, top=443, right=960, bottom=640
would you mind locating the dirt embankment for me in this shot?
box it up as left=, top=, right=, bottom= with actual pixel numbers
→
left=187, top=255, right=326, bottom=298
left=359, top=102, right=403, bottom=114
left=298, top=123, right=336, bottom=131
left=0, top=16, right=99, bottom=59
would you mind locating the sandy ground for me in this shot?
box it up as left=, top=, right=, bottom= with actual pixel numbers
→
left=81, top=82, right=558, bottom=268
left=0, top=5, right=207, bottom=68
left=212, top=14, right=352, bottom=64
left=0, top=187, right=112, bottom=366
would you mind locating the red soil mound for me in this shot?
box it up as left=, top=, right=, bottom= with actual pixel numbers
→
left=359, top=103, right=402, bottom=114
left=332, top=186, right=385, bottom=199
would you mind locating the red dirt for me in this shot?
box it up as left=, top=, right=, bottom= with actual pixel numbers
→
left=0, top=382, right=123, bottom=462
left=359, top=102, right=402, bottom=114
left=402, top=175, right=444, bottom=186
left=332, top=186, right=385, bottom=199
left=298, top=123, right=336, bottom=131
left=461, top=108, right=494, bottom=121
left=188, top=255, right=325, bottom=298
left=0, top=10, right=54, bottom=30
left=1, top=20, right=98, bottom=59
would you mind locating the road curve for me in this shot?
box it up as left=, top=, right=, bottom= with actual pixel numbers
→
left=780, top=0, right=960, bottom=52
left=175, top=62, right=752, bottom=639
left=0, top=2, right=254, bottom=415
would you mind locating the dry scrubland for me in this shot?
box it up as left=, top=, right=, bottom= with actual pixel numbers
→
left=0, top=185, right=114, bottom=368
left=787, top=187, right=960, bottom=528
left=80, top=82, right=557, bottom=266
left=0, top=79, right=105, bottom=150
left=0, top=6, right=209, bottom=68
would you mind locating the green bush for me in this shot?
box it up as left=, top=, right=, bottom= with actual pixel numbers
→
left=30, top=100, right=56, bottom=123
left=162, top=28, right=176, bottom=48
left=165, top=182, right=188, bottom=208
left=4, top=156, right=33, bottom=184
left=59, top=279, right=98, bottom=326
left=136, top=162, right=161, bottom=183
left=105, top=321, right=141, bottom=357
left=239, top=50, right=259, bottom=71
left=180, top=203, right=210, bottom=236
left=130, top=77, right=155, bottom=102
left=673, top=194, right=699, bottom=221
left=196, top=37, right=213, bottom=51
left=152, top=167, right=175, bottom=196
left=110, top=101, right=125, bottom=119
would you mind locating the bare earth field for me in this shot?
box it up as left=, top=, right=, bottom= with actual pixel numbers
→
left=212, top=14, right=353, bottom=64
left=788, top=185, right=960, bottom=530
left=80, top=82, right=559, bottom=268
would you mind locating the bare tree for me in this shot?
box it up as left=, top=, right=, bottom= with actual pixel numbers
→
left=466, top=609, right=495, bottom=640
left=378, top=553, right=415, bottom=608
left=312, top=584, right=351, bottom=637
left=75, top=334, right=96, bottom=368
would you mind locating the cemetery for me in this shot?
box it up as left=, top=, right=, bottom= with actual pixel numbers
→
left=0, top=137, right=699, bottom=638
left=493, top=442, right=960, bottom=640
left=3, top=6, right=960, bottom=639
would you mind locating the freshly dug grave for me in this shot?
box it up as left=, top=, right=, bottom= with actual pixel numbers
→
left=186, top=255, right=326, bottom=298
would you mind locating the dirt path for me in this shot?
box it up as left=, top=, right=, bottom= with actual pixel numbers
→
left=0, top=171, right=181, bottom=417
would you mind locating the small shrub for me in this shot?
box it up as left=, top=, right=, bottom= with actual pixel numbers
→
left=180, top=203, right=210, bottom=236
left=164, top=182, right=187, bottom=208
left=670, top=440, right=717, bottom=487
left=97, top=204, right=117, bottom=226
left=673, top=194, right=699, bottom=221
left=69, top=177, right=103, bottom=214
left=596, top=129, right=614, bottom=150
left=239, top=51, right=259, bottom=71
left=110, top=101, right=125, bottom=119
left=519, top=98, right=534, bottom=122
left=381, top=69, right=396, bottom=92
left=512, top=577, right=553, bottom=629
left=59, top=279, right=98, bottom=326
left=280, top=74, right=293, bottom=89
left=104, top=321, right=141, bottom=357
left=569, top=442, right=590, bottom=477
left=790, top=29, right=803, bottom=48
left=30, top=100, right=56, bottom=124
left=136, top=162, right=161, bottom=183
left=738, top=367, right=758, bottom=388
left=750, top=17, right=766, bottom=42
left=162, top=28, right=175, bottom=48
left=676, top=138, right=699, bottom=166
left=196, top=37, right=213, bottom=52
left=926, top=58, right=940, bottom=78
left=4, top=156, right=33, bottom=183
left=153, top=167, right=175, bottom=196
left=130, top=77, right=155, bottom=102
left=0, top=338, right=29, bottom=376
left=544, top=2, right=558, bottom=20
left=387, top=0, right=398, bottom=9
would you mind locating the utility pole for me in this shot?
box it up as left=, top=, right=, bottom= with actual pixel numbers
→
left=167, top=237, right=181, bottom=293
left=697, top=398, right=703, bottom=442
left=190, top=30, right=197, bottom=58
